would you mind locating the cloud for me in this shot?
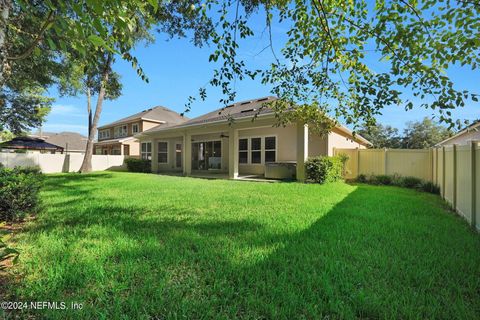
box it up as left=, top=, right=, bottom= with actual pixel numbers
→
left=49, top=104, right=84, bottom=117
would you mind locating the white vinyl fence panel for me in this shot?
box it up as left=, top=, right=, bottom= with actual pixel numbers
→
left=0, top=153, right=125, bottom=173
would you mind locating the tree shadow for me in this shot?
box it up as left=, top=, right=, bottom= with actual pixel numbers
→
left=9, top=178, right=480, bottom=319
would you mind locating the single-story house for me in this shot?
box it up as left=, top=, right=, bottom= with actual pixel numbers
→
left=0, top=136, right=64, bottom=153
left=136, top=96, right=371, bottom=181
left=435, top=120, right=480, bottom=146
left=29, top=131, right=88, bottom=154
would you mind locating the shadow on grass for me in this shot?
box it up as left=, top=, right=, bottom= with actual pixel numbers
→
left=10, top=178, right=480, bottom=319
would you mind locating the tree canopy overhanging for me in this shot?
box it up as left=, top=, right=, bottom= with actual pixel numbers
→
left=1, top=0, right=479, bottom=137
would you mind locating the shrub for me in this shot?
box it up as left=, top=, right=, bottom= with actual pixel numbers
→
left=357, top=174, right=368, bottom=183
left=0, top=166, right=43, bottom=222
left=375, top=174, right=393, bottom=185
left=420, top=181, right=441, bottom=194
left=305, top=156, right=344, bottom=184
left=354, top=173, right=440, bottom=195
left=125, top=158, right=151, bottom=173
left=400, top=176, right=423, bottom=189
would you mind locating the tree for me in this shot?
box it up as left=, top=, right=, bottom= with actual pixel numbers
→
left=357, top=124, right=402, bottom=148
left=192, top=0, right=480, bottom=131
left=402, top=117, right=451, bottom=149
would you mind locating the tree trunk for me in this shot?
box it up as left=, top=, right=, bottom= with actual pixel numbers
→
left=79, top=54, right=112, bottom=173
left=87, top=87, right=92, bottom=133
left=0, top=0, right=11, bottom=86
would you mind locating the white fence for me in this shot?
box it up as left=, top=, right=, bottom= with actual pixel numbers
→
left=0, top=153, right=125, bottom=173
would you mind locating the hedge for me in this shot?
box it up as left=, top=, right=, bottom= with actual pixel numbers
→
left=0, top=165, right=43, bottom=222
left=305, top=155, right=347, bottom=184
left=124, top=158, right=151, bottom=173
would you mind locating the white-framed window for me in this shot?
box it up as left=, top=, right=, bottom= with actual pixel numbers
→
left=141, top=142, right=152, bottom=160
left=239, top=138, right=248, bottom=164
left=264, top=136, right=276, bottom=163
left=132, top=123, right=139, bottom=134
left=98, top=130, right=110, bottom=140
left=114, top=125, right=127, bottom=138
left=238, top=135, right=277, bottom=164
left=250, top=137, right=261, bottom=164
left=158, top=141, right=168, bottom=164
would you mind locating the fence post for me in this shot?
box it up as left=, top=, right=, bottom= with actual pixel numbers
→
left=471, top=140, right=477, bottom=228
left=356, top=147, right=360, bottom=178
left=442, top=146, right=446, bottom=199
left=384, top=148, right=387, bottom=175
left=453, top=144, right=457, bottom=212
left=429, top=148, right=435, bottom=183
left=436, top=148, right=439, bottom=185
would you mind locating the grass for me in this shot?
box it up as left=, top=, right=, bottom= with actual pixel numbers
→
left=4, top=172, right=480, bottom=319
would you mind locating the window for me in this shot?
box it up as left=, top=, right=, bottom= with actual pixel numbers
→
left=158, top=142, right=168, bottom=163
left=251, top=137, right=261, bottom=164
left=132, top=123, right=139, bottom=134
left=239, top=138, right=248, bottom=164
left=141, top=142, right=152, bottom=160
left=265, top=136, right=276, bottom=163
left=114, top=125, right=127, bottom=138
left=98, top=130, right=110, bottom=140
left=112, top=148, right=121, bottom=155
left=175, top=143, right=182, bottom=168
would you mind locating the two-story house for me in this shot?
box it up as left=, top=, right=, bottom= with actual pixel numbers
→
left=94, top=106, right=187, bottom=156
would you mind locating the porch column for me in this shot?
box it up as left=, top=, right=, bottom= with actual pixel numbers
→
left=183, top=133, right=192, bottom=176
left=296, top=122, right=309, bottom=182
left=228, top=127, right=239, bottom=179
left=151, top=139, right=158, bottom=173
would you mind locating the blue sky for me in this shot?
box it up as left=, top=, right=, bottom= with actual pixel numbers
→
left=43, top=9, right=479, bottom=136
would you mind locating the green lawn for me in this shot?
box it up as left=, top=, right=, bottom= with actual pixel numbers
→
left=4, top=172, right=480, bottom=319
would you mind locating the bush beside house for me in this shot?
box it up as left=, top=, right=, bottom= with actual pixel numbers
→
left=305, top=155, right=348, bottom=184
left=124, top=158, right=151, bottom=173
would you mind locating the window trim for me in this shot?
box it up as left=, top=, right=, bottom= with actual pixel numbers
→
left=157, top=141, right=169, bottom=164
left=141, top=141, right=152, bottom=160
left=238, top=134, right=278, bottom=165
left=238, top=138, right=249, bottom=164
left=99, top=129, right=110, bottom=140
left=264, top=136, right=277, bottom=163
left=132, top=123, right=140, bottom=134
left=114, top=125, right=128, bottom=138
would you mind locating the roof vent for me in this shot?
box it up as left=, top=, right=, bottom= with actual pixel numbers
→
left=226, top=104, right=235, bottom=108
left=240, top=108, right=257, bottom=113
left=257, top=97, right=269, bottom=102
left=240, top=101, right=252, bottom=105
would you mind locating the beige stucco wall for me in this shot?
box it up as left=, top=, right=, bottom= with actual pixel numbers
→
left=124, top=139, right=140, bottom=156
left=327, top=130, right=366, bottom=156
left=141, top=120, right=162, bottom=132
left=237, top=125, right=297, bottom=175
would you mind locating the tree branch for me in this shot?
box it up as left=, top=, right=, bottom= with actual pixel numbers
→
left=6, top=10, right=54, bottom=61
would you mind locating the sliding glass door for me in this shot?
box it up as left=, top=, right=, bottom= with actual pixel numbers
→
left=192, top=140, right=222, bottom=170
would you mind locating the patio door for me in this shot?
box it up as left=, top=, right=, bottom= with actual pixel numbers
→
left=192, top=140, right=221, bottom=170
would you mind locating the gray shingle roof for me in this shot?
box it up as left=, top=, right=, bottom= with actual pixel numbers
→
left=143, top=96, right=277, bottom=133
left=98, top=106, right=188, bottom=129
left=30, top=131, right=88, bottom=151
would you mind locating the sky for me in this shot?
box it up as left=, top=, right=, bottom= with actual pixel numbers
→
left=42, top=8, right=479, bottom=136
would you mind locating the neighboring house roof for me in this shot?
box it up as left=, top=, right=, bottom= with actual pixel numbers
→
left=1, top=136, right=64, bottom=151
left=435, top=120, right=480, bottom=146
left=30, top=131, right=88, bottom=151
left=94, top=137, right=136, bottom=145
left=97, top=106, right=188, bottom=129
left=140, top=96, right=372, bottom=146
